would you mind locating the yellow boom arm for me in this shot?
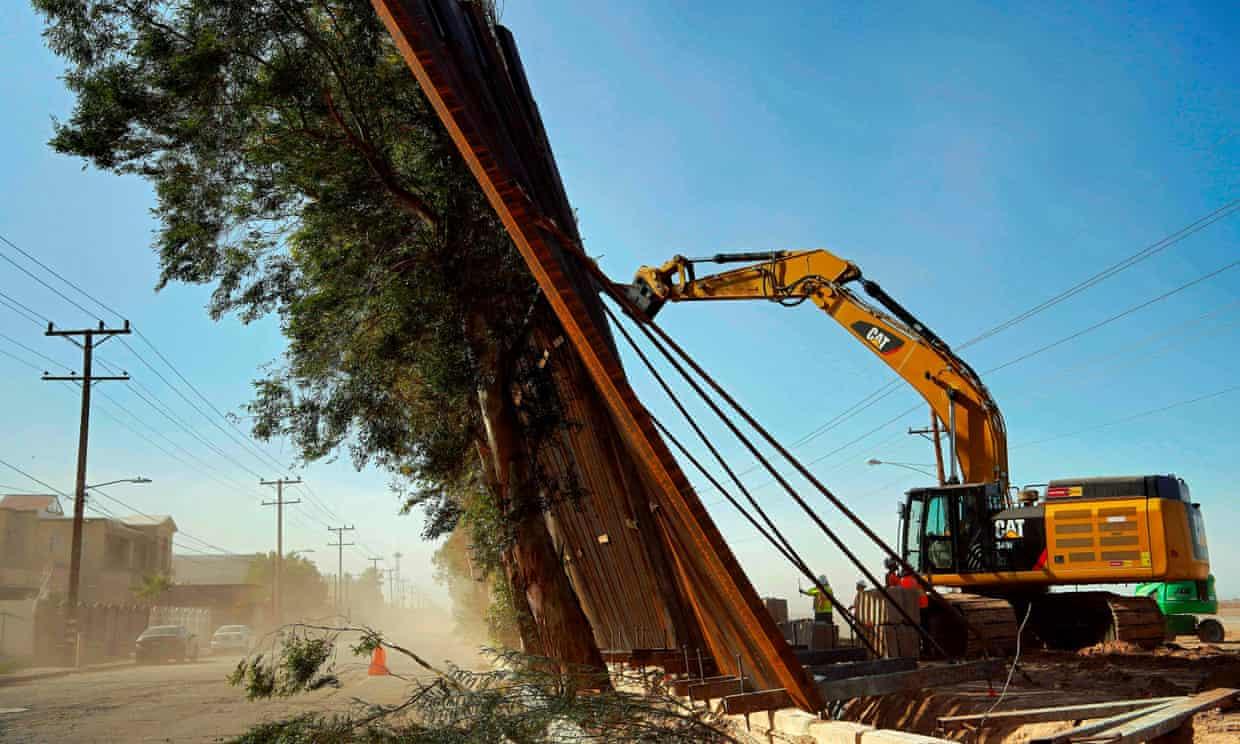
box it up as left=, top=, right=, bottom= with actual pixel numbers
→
left=626, top=250, right=1009, bottom=490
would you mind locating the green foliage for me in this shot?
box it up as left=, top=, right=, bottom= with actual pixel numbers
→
left=228, top=626, right=735, bottom=743
left=230, top=628, right=340, bottom=700
left=247, top=552, right=328, bottom=618
left=130, top=572, right=173, bottom=600
left=33, top=0, right=541, bottom=535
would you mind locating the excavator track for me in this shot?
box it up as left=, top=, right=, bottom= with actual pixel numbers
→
left=926, top=593, right=1020, bottom=658
left=1027, top=592, right=1166, bottom=650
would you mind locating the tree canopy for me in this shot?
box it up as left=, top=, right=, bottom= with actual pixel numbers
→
left=246, top=552, right=327, bottom=617
left=34, top=0, right=532, bottom=535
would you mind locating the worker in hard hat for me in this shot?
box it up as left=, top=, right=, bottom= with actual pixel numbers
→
left=798, top=574, right=834, bottom=624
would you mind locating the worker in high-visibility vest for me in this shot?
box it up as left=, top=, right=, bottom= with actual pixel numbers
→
left=799, top=574, right=834, bottom=623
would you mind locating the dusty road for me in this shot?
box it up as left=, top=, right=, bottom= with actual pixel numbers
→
left=0, top=651, right=421, bottom=743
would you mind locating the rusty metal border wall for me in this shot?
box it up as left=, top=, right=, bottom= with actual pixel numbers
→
left=372, top=0, right=822, bottom=710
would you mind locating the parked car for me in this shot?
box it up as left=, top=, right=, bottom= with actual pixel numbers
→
left=135, top=624, right=199, bottom=664
left=209, top=624, right=254, bottom=655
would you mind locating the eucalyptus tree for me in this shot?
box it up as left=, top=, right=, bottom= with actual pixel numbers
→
left=35, top=0, right=599, bottom=667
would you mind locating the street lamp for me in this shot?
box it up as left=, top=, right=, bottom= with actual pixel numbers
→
left=85, top=477, right=152, bottom=490
left=866, top=459, right=937, bottom=478
left=288, top=549, right=316, bottom=557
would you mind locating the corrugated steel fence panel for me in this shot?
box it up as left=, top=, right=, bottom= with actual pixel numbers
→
left=371, top=0, right=821, bottom=711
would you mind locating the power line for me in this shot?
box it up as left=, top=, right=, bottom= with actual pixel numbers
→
left=986, top=257, right=1240, bottom=374
left=3, top=338, right=278, bottom=526
left=115, top=338, right=267, bottom=479
left=0, top=346, right=44, bottom=372
left=0, top=290, right=51, bottom=327
left=0, top=288, right=278, bottom=494
left=89, top=486, right=242, bottom=556
left=129, top=330, right=289, bottom=473
left=1015, top=384, right=1240, bottom=449
left=0, top=244, right=102, bottom=322
left=0, top=457, right=71, bottom=497
left=0, top=331, right=76, bottom=372
left=1, top=231, right=290, bottom=478
left=0, top=233, right=392, bottom=559
left=0, top=233, right=123, bottom=320
left=959, top=199, right=1240, bottom=348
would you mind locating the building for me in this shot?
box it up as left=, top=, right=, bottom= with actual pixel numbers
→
left=169, top=553, right=267, bottom=628
left=38, top=514, right=177, bottom=604
left=0, top=494, right=178, bottom=605
left=0, top=494, right=65, bottom=519
left=0, top=500, right=48, bottom=600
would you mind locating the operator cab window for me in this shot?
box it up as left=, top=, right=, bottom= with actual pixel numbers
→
left=924, top=494, right=954, bottom=572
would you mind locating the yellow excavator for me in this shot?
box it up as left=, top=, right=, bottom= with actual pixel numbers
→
left=626, top=249, right=1212, bottom=653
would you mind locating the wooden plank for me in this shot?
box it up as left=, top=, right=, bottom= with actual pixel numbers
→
left=817, top=659, right=1002, bottom=701
left=671, top=675, right=735, bottom=697
left=794, top=647, right=867, bottom=665
left=809, top=657, right=916, bottom=681
left=721, top=688, right=794, bottom=716
left=939, top=697, right=1183, bottom=729
left=660, top=656, right=718, bottom=676
left=689, top=677, right=751, bottom=703
left=1030, top=701, right=1181, bottom=743
left=1064, top=688, right=1239, bottom=744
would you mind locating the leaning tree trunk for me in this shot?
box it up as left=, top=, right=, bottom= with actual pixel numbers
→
left=471, top=314, right=606, bottom=677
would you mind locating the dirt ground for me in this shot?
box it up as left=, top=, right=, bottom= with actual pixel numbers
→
left=0, top=615, right=486, bottom=743
left=843, top=642, right=1240, bottom=742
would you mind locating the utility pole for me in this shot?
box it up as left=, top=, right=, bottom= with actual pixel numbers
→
left=42, top=320, right=130, bottom=659
left=328, top=526, right=355, bottom=615
left=367, top=556, right=384, bottom=604
left=909, top=410, right=947, bottom=486
left=391, top=551, right=402, bottom=607
left=260, top=478, right=302, bottom=625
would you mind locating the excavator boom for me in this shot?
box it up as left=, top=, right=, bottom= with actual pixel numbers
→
left=628, top=249, right=1009, bottom=491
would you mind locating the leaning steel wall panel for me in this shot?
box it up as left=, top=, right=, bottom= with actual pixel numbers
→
left=371, top=0, right=822, bottom=710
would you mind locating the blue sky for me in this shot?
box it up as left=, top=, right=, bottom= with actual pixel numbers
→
left=1, top=2, right=1236, bottom=610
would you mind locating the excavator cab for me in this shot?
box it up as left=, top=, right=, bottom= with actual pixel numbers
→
left=898, top=482, right=1009, bottom=576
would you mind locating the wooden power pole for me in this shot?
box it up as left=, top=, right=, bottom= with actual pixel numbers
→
left=328, top=525, right=355, bottom=615
left=261, top=478, right=301, bottom=625
left=391, top=551, right=402, bottom=607
left=42, top=320, right=130, bottom=659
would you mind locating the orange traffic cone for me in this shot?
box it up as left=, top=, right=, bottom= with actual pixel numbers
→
left=367, top=645, right=390, bottom=676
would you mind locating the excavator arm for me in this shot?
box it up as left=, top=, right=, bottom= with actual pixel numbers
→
left=625, top=249, right=1009, bottom=491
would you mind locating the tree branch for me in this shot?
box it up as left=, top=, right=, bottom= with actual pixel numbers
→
left=324, top=89, right=439, bottom=228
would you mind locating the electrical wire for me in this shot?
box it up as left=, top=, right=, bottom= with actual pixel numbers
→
left=89, top=486, right=242, bottom=556
left=1015, top=384, right=1240, bottom=448
left=0, top=290, right=50, bottom=327
left=975, top=603, right=1034, bottom=737
left=986, top=258, right=1240, bottom=374
left=959, top=199, right=1240, bottom=348
left=0, top=238, right=383, bottom=565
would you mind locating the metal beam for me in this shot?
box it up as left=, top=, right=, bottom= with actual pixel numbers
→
left=689, top=677, right=752, bottom=704
left=721, top=688, right=794, bottom=716
left=370, top=0, right=823, bottom=712
left=809, top=657, right=917, bottom=681
left=817, top=660, right=1002, bottom=701
left=794, top=648, right=867, bottom=666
